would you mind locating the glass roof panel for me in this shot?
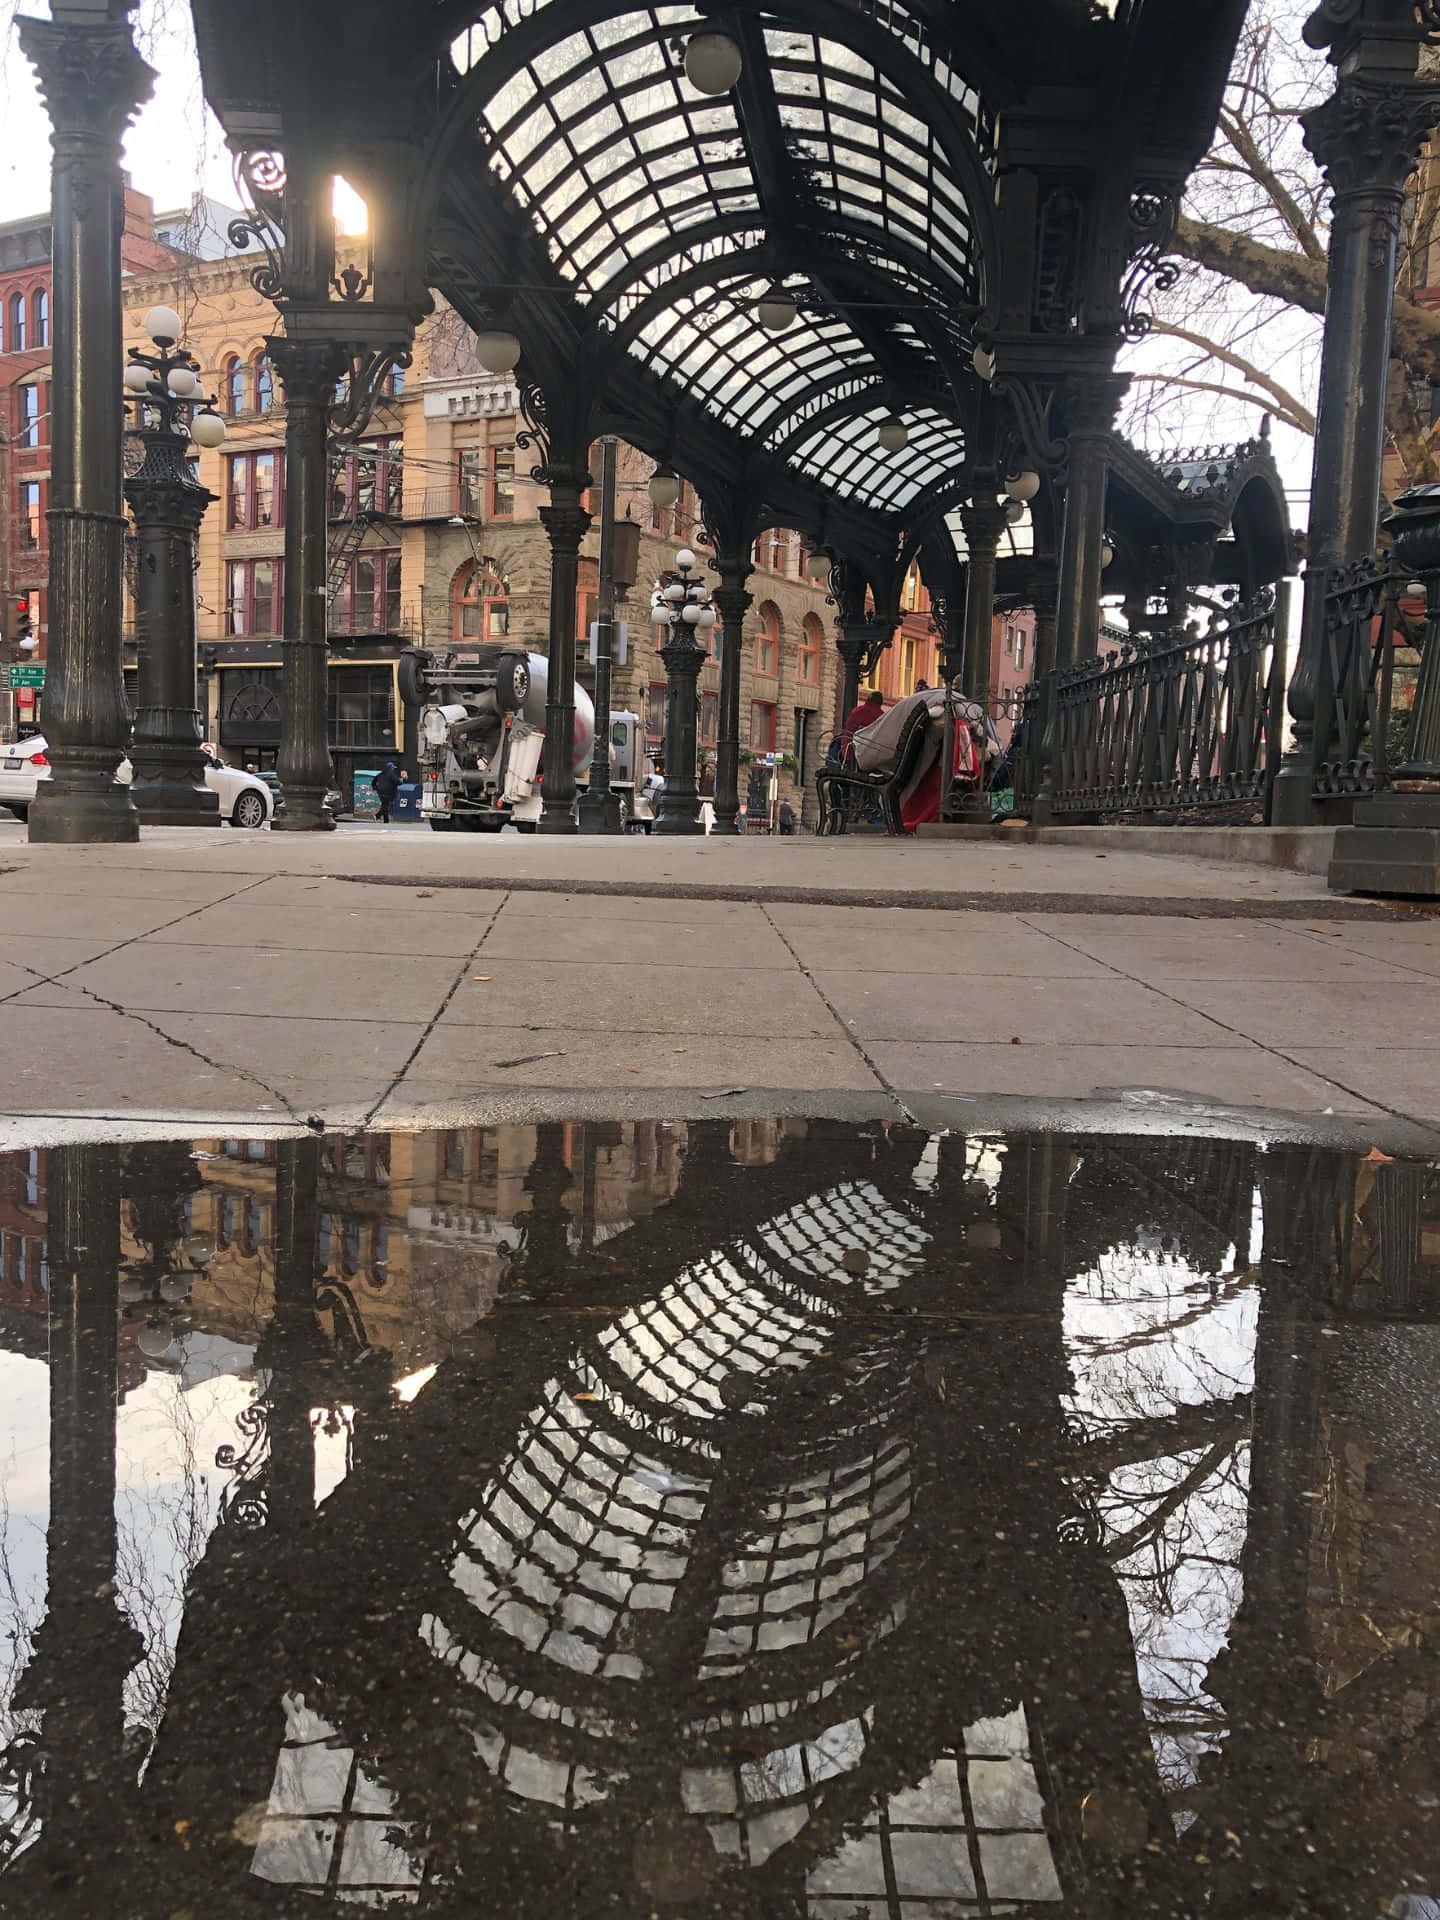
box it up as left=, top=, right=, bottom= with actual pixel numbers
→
left=454, top=1, right=994, bottom=516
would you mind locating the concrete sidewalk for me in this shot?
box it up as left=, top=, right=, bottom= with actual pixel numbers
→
left=0, top=820, right=1433, bottom=1146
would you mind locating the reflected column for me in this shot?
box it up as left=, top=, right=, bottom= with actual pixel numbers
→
left=10, top=1145, right=142, bottom=1897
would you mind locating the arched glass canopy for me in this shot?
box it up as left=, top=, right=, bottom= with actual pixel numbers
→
left=447, top=1, right=995, bottom=515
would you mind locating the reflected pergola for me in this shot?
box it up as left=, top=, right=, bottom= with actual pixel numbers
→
left=3, top=1124, right=1440, bottom=1915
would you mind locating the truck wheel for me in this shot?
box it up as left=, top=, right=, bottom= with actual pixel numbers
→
left=495, top=652, right=530, bottom=712
left=512, top=819, right=538, bottom=834
left=398, top=649, right=431, bottom=709
left=428, top=818, right=454, bottom=832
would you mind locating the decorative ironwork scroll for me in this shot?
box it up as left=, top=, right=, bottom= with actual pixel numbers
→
left=228, top=150, right=288, bottom=302
left=1122, top=186, right=1182, bottom=341
left=216, top=1398, right=271, bottom=1530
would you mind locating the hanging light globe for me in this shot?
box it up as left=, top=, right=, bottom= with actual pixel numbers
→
left=144, top=304, right=182, bottom=347
left=124, top=362, right=154, bottom=394
left=664, top=581, right=687, bottom=604
left=684, top=30, right=742, bottom=94
left=1005, top=468, right=1040, bottom=502
left=696, top=605, right=718, bottom=629
left=675, top=546, right=697, bottom=571
left=877, top=417, right=909, bottom=454
left=475, top=328, right=522, bottom=375
left=755, top=286, right=798, bottom=333
left=807, top=551, right=832, bottom=581
left=681, top=602, right=703, bottom=624
left=190, top=408, right=227, bottom=448
left=1004, top=499, right=1025, bottom=525
left=972, top=343, right=996, bottom=381
left=136, top=1322, right=180, bottom=1361
left=167, top=365, right=200, bottom=398
left=1101, top=538, right=1116, bottom=569
left=648, top=464, right=680, bottom=510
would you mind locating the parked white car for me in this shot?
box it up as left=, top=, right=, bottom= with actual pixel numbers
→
left=0, top=735, right=272, bottom=827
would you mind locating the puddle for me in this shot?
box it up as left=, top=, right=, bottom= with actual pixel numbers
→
left=0, top=1119, right=1438, bottom=1914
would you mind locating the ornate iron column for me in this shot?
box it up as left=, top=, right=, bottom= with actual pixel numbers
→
left=1275, top=9, right=1440, bottom=826
left=712, top=560, right=753, bottom=835
left=959, top=497, right=1007, bottom=708
left=122, top=328, right=223, bottom=825
left=537, top=479, right=591, bottom=833
left=19, top=7, right=153, bottom=844
left=1030, top=563, right=1060, bottom=680
left=1054, top=373, right=1128, bottom=670
left=270, top=337, right=345, bottom=831
left=578, top=435, right=623, bottom=834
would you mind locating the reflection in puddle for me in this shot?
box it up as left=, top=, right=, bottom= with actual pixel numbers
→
left=0, top=1121, right=1438, bottom=1914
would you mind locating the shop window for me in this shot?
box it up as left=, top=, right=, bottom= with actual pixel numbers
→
left=327, top=665, right=396, bottom=749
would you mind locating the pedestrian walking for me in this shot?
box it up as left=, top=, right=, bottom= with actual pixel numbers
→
left=372, top=759, right=402, bottom=824
left=778, top=797, right=797, bottom=835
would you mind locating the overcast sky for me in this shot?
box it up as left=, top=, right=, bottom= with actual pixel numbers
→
left=1, top=1, right=234, bottom=223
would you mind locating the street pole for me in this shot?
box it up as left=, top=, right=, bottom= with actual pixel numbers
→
left=0, top=425, right=14, bottom=742
left=653, top=550, right=712, bottom=835
left=122, top=318, right=224, bottom=824
left=578, top=435, right=622, bottom=833
left=19, top=3, right=152, bottom=844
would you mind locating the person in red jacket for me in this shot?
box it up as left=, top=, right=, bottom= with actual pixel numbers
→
left=841, top=687, right=884, bottom=747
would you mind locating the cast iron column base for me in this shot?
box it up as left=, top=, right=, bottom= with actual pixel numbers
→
left=577, top=789, right=624, bottom=834
left=273, top=792, right=337, bottom=833
left=28, top=754, right=140, bottom=844
left=1328, top=790, right=1440, bottom=895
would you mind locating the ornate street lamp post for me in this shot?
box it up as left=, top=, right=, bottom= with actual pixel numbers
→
left=651, top=547, right=716, bottom=835
left=19, top=0, right=155, bottom=844
left=122, top=307, right=227, bottom=824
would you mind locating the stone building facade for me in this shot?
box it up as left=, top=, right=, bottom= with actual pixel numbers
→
left=119, top=255, right=840, bottom=820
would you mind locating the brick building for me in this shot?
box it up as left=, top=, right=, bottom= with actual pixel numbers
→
left=0, top=188, right=182, bottom=735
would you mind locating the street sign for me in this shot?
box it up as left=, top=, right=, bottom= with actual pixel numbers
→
left=586, top=620, right=629, bottom=666
left=3, top=665, right=45, bottom=689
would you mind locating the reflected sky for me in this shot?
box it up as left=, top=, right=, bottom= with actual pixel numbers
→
left=1, top=1121, right=1438, bottom=1915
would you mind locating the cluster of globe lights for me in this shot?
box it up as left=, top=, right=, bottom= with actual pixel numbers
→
left=653, top=547, right=718, bottom=635
left=123, top=304, right=228, bottom=447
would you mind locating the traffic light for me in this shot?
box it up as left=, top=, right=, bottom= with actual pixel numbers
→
left=1, top=597, right=33, bottom=665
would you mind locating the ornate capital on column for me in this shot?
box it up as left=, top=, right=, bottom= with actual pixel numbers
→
left=1060, top=372, right=1131, bottom=442
left=268, top=335, right=348, bottom=409
left=712, top=581, right=753, bottom=627
left=538, top=498, right=591, bottom=555
left=18, top=15, right=154, bottom=140
left=959, top=498, right=1010, bottom=558
left=1302, top=76, right=1440, bottom=198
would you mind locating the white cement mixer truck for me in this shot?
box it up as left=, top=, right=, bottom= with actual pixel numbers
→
left=399, top=644, right=595, bottom=833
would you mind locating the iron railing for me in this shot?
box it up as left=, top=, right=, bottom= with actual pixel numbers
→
left=1014, top=587, right=1287, bottom=819
left=1310, top=557, right=1398, bottom=800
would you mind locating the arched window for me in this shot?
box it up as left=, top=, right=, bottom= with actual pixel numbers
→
left=753, top=600, right=781, bottom=676
left=222, top=355, right=245, bottom=417
left=8, top=293, right=26, bottom=353
left=799, top=611, right=823, bottom=684
left=253, top=355, right=273, bottom=413
left=30, top=289, right=47, bottom=350
left=453, top=562, right=509, bottom=642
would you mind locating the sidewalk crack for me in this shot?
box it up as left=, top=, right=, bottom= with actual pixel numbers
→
left=759, top=904, right=911, bottom=1121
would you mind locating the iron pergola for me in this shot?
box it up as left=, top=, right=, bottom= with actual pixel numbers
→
left=167, top=0, right=1252, bottom=829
